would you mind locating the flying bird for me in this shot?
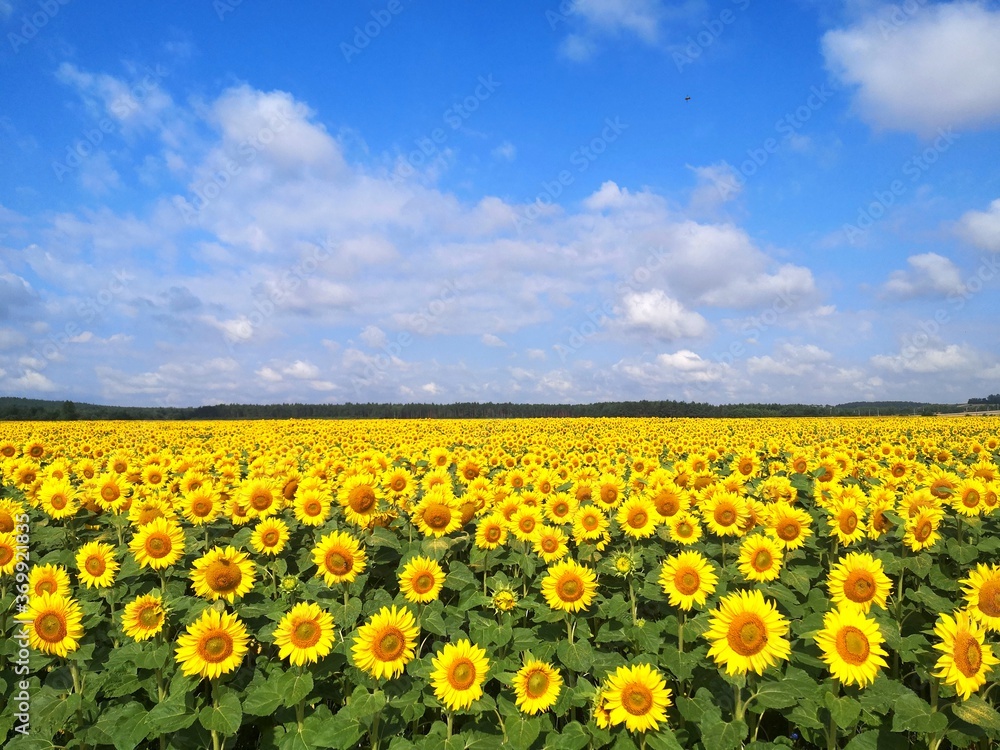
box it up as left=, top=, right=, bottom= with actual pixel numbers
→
left=685, top=96, right=691, bottom=101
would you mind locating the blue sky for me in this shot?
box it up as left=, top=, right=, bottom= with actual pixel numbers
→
left=1, top=0, right=1000, bottom=406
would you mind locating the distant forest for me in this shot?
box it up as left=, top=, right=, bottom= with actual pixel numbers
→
left=0, top=396, right=962, bottom=422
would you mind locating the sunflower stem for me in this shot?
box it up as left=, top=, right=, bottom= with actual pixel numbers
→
left=678, top=611, right=685, bottom=654
left=825, top=681, right=839, bottom=750
left=566, top=614, right=575, bottom=646
left=627, top=576, right=638, bottom=626
left=70, top=662, right=89, bottom=750
left=446, top=711, right=453, bottom=740
left=211, top=679, right=222, bottom=750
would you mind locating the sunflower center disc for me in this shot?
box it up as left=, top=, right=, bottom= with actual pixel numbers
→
left=263, top=531, right=279, bottom=546
left=754, top=550, right=772, bottom=570
left=50, top=495, right=67, bottom=510
left=194, top=500, right=211, bottom=516
left=727, top=614, right=766, bottom=656
left=837, top=626, right=870, bottom=665
left=293, top=620, right=321, bottom=648
left=392, top=479, right=406, bottom=492
left=138, top=605, right=162, bottom=628
left=542, top=538, right=558, bottom=553
left=376, top=629, right=405, bottom=661
left=86, top=557, right=105, bottom=575
left=583, top=515, right=598, bottom=530
left=717, top=508, right=736, bottom=525
left=37, top=612, right=68, bottom=642
left=526, top=670, right=549, bottom=698
left=413, top=573, right=435, bottom=594
left=980, top=580, right=1000, bottom=617
left=251, top=492, right=271, bottom=510
left=846, top=573, right=874, bottom=603
left=677, top=522, right=693, bottom=537
left=841, top=513, right=858, bottom=533
left=0, top=546, right=12, bottom=565
left=952, top=632, right=982, bottom=676
left=326, top=551, right=350, bottom=576
left=779, top=522, right=799, bottom=540
left=427, top=506, right=452, bottom=529
left=486, top=527, right=501, bottom=542
left=147, top=535, right=169, bottom=557
left=630, top=511, right=647, bottom=528
left=558, top=577, right=583, bottom=602
left=964, top=491, right=980, bottom=507
left=449, top=659, right=476, bottom=690
left=622, top=685, right=654, bottom=716
left=202, top=633, right=233, bottom=662
left=38, top=581, right=56, bottom=594
left=305, top=501, right=322, bottom=516
left=676, top=570, right=700, bottom=596
left=208, top=561, right=242, bottom=593
left=351, top=488, right=375, bottom=513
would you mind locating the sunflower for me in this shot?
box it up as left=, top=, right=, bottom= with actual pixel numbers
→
left=175, top=608, right=250, bottom=680
left=0, top=531, right=17, bottom=575
left=129, top=517, right=186, bottom=570
left=338, top=473, right=383, bottom=527
left=141, top=464, right=168, bottom=488
left=38, top=479, right=78, bottom=520
left=28, top=564, right=71, bottom=598
left=250, top=518, right=290, bottom=556
left=933, top=610, right=999, bottom=700
left=766, top=503, right=813, bottom=550
left=293, top=488, right=331, bottom=526
left=616, top=497, right=662, bottom=539
left=75, top=541, right=118, bottom=589
left=572, top=505, right=609, bottom=544
left=737, top=534, right=784, bottom=583
left=903, top=506, right=944, bottom=552
left=0, top=498, right=24, bottom=534
left=533, top=525, right=570, bottom=563
left=512, top=659, right=563, bottom=715
left=704, top=589, right=791, bottom=675
left=92, top=473, right=128, bottom=513
left=646, top=485, right=690, bottom=519
left=490, top=584, right=520, bottom=614
left=509, top=505, right=543, bottom=543
left=398, top=556, right=446, bottom=604
left=602, top=663, right=672, bottom=733
left=313, top=530, right=367, bottom=586
left=181, top=486, right=221, bottom=526
left=128, top=497, right=173, bottom=527
left=962, top=564, right=1000, bottom=632
left=544, top=492, right=577, bottom=524
left=352, top=605, right=420, bottom=680
left=952, top=479, right=987, bottom=517
left=122, top=593, right=167, bottom=641
left=411, top=490, right=463, bottom=537
left=383, top=467, right=415, bottom=500
left=658, top=551, right=718, bottom=611
left=475, top=513, right=509, bottom=549
left=17, top=593, right=84, bottom=657
left=593, top=473, right=626, bottom=511
left=827, top=552, right=892, bottom=613
left=701, top=491, right=748, bottom=537
left=814, top=607, right=888, bottom=687
left=540, top=559, right=598, bottom=613
left=828, top=498, right=867, bottom=546
left=190, top=546, right=256, bottom=602
left=667, top=512, right=703, bottom=545
left=273, top=602, right=336, bottom=666
left=430, top=639, right=491, bottom=711
left=239, top=477, right=283, bottom=520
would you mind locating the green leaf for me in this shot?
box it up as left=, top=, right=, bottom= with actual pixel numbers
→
left=369, top=525, right=402, bottom=551
left=445, top=561, right=477, bottom=591
left=504, top=714, right=542, bottom=750
left=842, top=730, right=879, bottom=750
left=243, top=672, right=286, bottom=716
left=951, top=695, right=1000, bottom=732
left=891, top=691, right=947, bottom=734
left=278, top=668, right=314, bottom=706
left=146, top=689, right=199, bottom=733
left=643, top=726, right=684, bottom=750
left=348, top=687, right=387, bottom=726
left=858, top=675, right=908, bottom=716
left=700, top=719, right=748, bottom=750
left=556, top=639, right=594, bottom=673
left=94, top=700, right=150, bottom=750
left=307, top=711, right=364, bottom=749
left=946, top=539, right=979, bottom=565
left=824, top=692, right=861, bottom=730
left=546, top=721, right=589, bottom=750
left=199, top=691, right=243, bottom=736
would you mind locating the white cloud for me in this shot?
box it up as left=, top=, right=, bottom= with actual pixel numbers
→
left=871, top=343, right=980, bottom=374
left=481, top=333, right=507, bottom=347
left=957, top=199, right=1000, bottom=251
left=570, top=0, right=665, bottom=43
left=882, top=253, right=966, bottom=298
left=822, top=2, right=1000, bottom=135
left=617, top=289, right=709, bottom=341
left=526, top=349, right=547, bottom=361
left=283, top=360, right=320, bottom=379
left=360, top=325, right=388, bottom=349
left=687, top=162, right=742, bottom=212
left=5, top=369, right=57, bottom=392
left=491, top=141, right=517, bottom=161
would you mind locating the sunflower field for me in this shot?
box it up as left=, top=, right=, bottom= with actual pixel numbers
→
left=2, top=417, right=1000, bottom=750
